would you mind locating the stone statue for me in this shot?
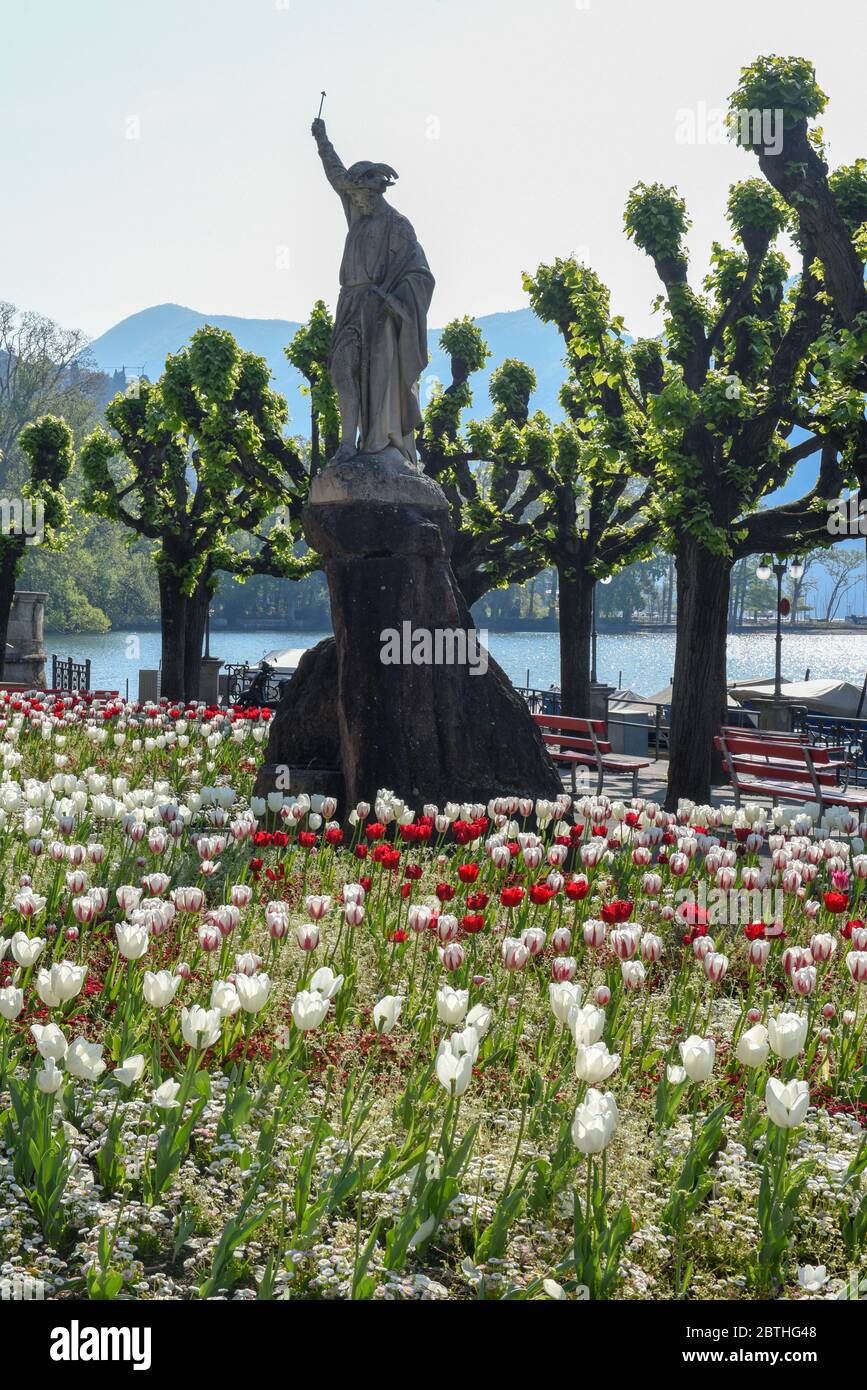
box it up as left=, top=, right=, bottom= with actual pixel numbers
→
left=257, top=120, right=561, bottom=806
left=312, top=118, right=435, bottom=464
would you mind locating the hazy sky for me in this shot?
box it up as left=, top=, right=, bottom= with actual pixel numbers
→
left=3, top=0, right=865, bottom=340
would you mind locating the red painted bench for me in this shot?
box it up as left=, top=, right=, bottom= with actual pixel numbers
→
left=720, top=724, right=810, bottom=743
left=715, top=731, right=867, bottom=812
left=43, top=688, right=120, bottom=699
left=534, top=713, right=651, bottom=796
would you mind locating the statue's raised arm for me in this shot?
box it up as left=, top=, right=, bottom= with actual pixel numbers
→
left=311, top=119, right=353, bottom=201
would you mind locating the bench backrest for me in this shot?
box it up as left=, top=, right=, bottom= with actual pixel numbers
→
left=533, top=714, right=606, bottom=735
left=718, top=734, right=839, bottom=765
left=720, top=724, right=806, bottom=743
left=533, top=713, right=611, bottom=756
left=715, top=734, right=847, bottom=794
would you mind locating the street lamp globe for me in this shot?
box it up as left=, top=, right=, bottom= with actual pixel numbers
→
left=788, top=556, right=805, bottom=581
left=756, top=555, right=772, bottom=581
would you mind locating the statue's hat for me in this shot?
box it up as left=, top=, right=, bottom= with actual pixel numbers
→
left=347, top=160, right=398, bottom=186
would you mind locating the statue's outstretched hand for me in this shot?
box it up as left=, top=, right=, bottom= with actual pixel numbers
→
left=311, top=118, right=326, bottom=140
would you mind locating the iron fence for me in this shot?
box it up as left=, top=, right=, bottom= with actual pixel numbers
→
left=222, top=661, right=286, bottom=707
left=793, top=710, right=867, bottom=787
left=50, top=655, right=91, bottom=693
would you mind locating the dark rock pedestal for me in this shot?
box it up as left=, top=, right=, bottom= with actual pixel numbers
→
left=255, top=451, right=561, bottom=810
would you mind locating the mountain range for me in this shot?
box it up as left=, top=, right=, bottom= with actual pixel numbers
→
left=88, top=301, right=825, bottom=509
left=88, top=302, right=566, bottom=430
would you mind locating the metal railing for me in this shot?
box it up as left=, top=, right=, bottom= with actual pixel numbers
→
left=50, top=655, right=91, bottom=693
left=793, top=710, right=867, bottom=787
left=515, top=685, right=562, bottom=714
left=222, top=661, right=286, bottom=707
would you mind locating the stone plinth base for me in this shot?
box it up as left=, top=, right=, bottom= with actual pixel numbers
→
left=255, top=454, right=561, bottom=811
left=5, top=592, right=47, bottom=687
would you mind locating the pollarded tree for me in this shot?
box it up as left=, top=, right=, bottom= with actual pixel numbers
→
left=523, top=259, right=661, bottom=715
left=284, top=299, right=339, bottom=475
left=729, top=55, right=867, bottom=580
left=622, top=146, right=866, bottom=805
left=75, top=327, right=310, bottom=700
left=420, top=301, right=656, bottom=715
left=729, top=57, right=867, bottom=335
left=0, top=416, right=72, bottom=677
left=420, top=319, right=552, bottom=602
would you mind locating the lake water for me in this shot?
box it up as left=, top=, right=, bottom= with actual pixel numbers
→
left=43, top=626, right=867, bottom=700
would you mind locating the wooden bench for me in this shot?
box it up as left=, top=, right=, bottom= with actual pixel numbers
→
left=716, top=731, right=867, bottom=812
left=534, top=713, right=651, bottom=796
left=720, top=723, right=807, bottom=743
left=43, top=688, right=119, bottom=699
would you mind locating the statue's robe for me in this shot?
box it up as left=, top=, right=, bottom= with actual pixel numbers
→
left=330, top=190, right=434, bottom=462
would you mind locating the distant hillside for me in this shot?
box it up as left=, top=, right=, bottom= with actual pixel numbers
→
left=88, top=301, right=825, bottom=509
left=88, top=302, right=566, bottom=434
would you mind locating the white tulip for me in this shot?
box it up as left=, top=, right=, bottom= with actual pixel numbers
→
left=436, top=986, right=469, bottom=1027
left=291, top=990, right=330, bottom=1032
left=765, top=1075, right=810, bottom=1129
left=768, top=1010, right=808, bottom=1060
left=568, top=1003, right=605, bottom=1047
left=549, top=980, right=582, bottom=1027
left=679, top=1035, right=715, bottom=1083
left=235, top=972, right=270, bottom=1014
left=37, top=1057, right=64, bottom=1094
left=797, top=1264, right=828, bottom=1293
left=31, top=1021, right=68, bottom=1061
left=10, top=931, right=46, bottom=966
left=180, top=1004, right=222, bottom=1050
left=571, top=1088, right=619, bottom=1154
left=114, top=1054, right=146, bottom=1087
left=435, top=1040, right=474, bottom=1097
left=448, top=1025, right=480, bottom=1065
left=575, top=1041, right=620, bottom=1084
left=37, top=962, right=87, bottom=1006
left=309, top=966, right=343, bottom=1000
left=373, top=995, right=403, bottom=1034
left=210, top=980, right=241, bottom=1017
left=143, top=969, right=181, bottom=1009
left=735, top=1023, right=770, bottom=1069
left=153, top=1078, right=181, bottom=1110
left=0, top=985, right=23, bottom=1021
left=465, top=1002, right=492, bottom=1037
left=115, top=922, right=149, bottom=961
left=67, top=1036, right=107, bottom=1082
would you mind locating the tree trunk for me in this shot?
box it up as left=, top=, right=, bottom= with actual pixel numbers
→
left=182, top=580, right=211, bottom=703
left=159, top=573, right=187, bottom=701
left=665, top=538, right=732, bottom=809
left=0, top=541, right=23, bottom=682
left=558, top=566, right=594, bottom=716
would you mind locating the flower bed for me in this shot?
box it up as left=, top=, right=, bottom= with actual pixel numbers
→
left=0, top=690, right=866, bottom=1301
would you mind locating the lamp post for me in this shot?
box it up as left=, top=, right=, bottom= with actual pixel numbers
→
left=590, top=575, right=612, bottom=686
left=756, top=554, right=804, bottom=698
